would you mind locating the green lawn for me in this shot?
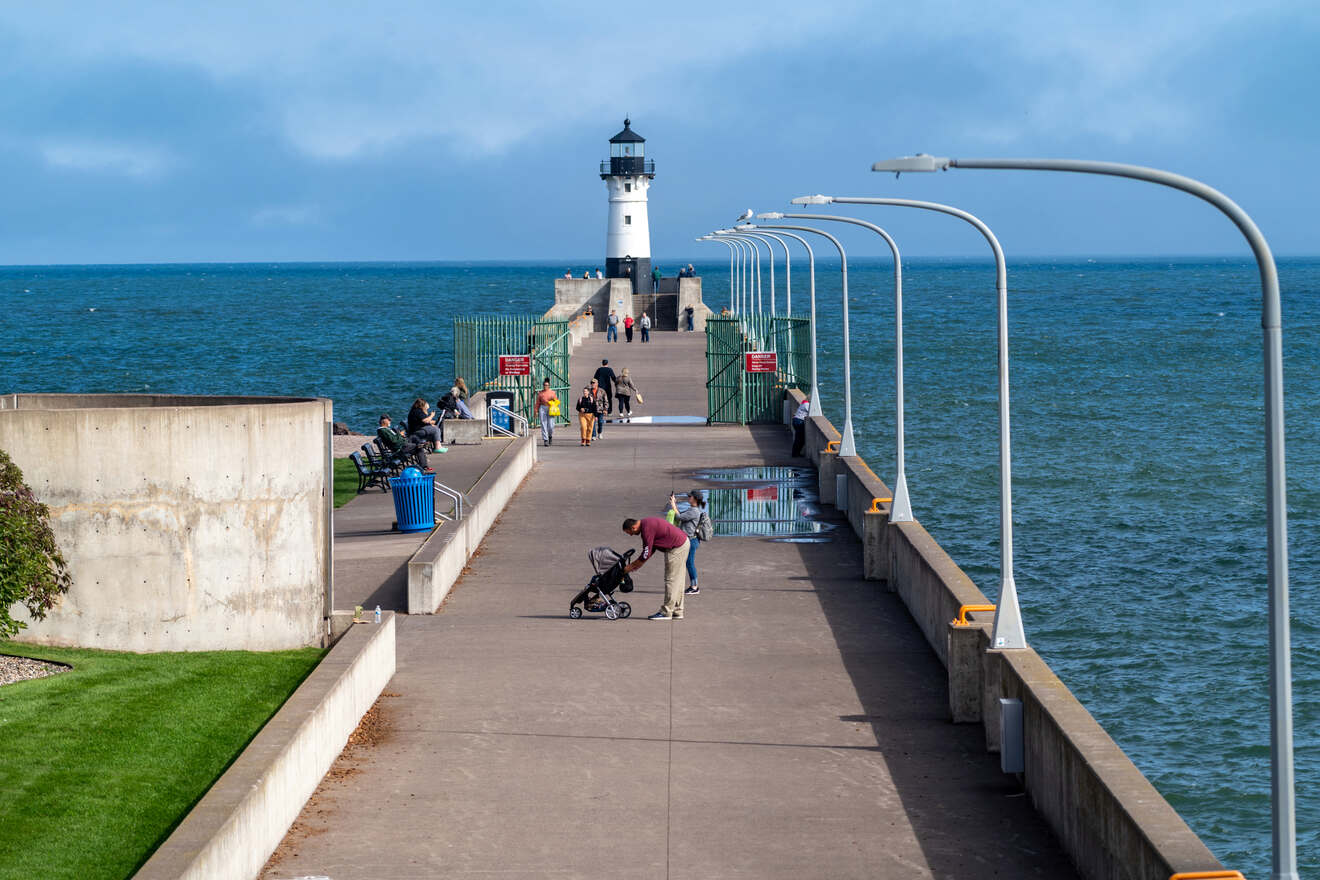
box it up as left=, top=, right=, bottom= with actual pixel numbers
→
left=0, top=642, right=324, bottom=880
left=334, top=455, right=360, bottom=508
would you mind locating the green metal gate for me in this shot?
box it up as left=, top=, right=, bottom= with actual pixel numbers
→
left=453, top=316, right=572, bottom=424
left=705, top=315, right=811, bottom=424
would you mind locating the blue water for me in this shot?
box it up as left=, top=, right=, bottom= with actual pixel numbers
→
left=2, top=257, right=1316, bottom=876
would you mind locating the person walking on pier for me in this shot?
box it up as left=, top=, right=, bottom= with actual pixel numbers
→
left=639, top=311, right=651, bottom=342
left=613, top=368, right=640, bottom=421
left=607, top=310, right=620, bottom=342
left=623, top=313, right=634, bottom=342
left=651, top=265, right=662, bottom=293
left=575, top=382, right=601, bottom=446
left=534, top=378, right=559, bottom=446
left=622, top=515, right=690, bottom=620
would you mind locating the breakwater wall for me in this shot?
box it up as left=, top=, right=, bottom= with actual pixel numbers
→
left=783, top=387, right=1227, bottom=880
left=0, top=393, right=332, bottom=652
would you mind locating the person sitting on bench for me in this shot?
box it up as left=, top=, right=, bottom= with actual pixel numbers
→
left=377, top=415, right=433, bottom=472
left=408, top=398, right=445, bottom=448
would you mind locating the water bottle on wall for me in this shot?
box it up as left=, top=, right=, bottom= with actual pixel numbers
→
left=374, top=605, right=381, bottom=623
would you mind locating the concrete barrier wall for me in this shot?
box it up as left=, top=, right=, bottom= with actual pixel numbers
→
left=0, top=394, right=331, bottom=652
left=408, top=434, right=538, bottom=613
left=134, top=612, right=397, bottom=880
left=783, top=388, right=1225, bottom=880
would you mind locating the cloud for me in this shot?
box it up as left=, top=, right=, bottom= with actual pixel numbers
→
left=251, top=204, right=322, bottom=228
left=39, top=140, right=174, bottom=177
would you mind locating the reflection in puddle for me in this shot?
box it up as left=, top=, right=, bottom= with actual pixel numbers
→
left=677, top=466, right=834, bottom=541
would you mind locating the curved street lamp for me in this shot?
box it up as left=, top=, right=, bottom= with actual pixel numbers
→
left=711, top=231, right=750, bottom=313
left=719, top=230, right=766, bottom=313
left=697, top=236, right=737, bottom=313
left=790, top=193, right=1020, bottom=646
left=749, top=219, right=857, bottom=457
left=871, top=153, right=1295, bottom=880
left=733, top=228, right=790, bottom=315
left=764, top=210, right=910, bottom=524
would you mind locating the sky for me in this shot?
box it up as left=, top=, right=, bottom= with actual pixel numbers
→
left=1, top=0, right=1317, bottom=264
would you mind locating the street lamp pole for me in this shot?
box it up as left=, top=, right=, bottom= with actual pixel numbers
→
left=748, top=227, right=820, bottom=417
left=698, top=236, right=737, bottom=313
left=767, top=210, right=911, bottom=523
left=712, top=232, right=748, bottom=313
left=722, top=230, right=766, bottom=313
left=749, top=219, right=857, bottom=457
left=790, top=194, right=1021, bottom=643
left=734, top=228, right=790, bottom=315
left=872, top=154, right=1295, bottom=880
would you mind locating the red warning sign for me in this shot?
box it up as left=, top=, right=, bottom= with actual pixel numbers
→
left=498, top=355, right=531, bottom=376
left=744, top=351, right=777, bottom=373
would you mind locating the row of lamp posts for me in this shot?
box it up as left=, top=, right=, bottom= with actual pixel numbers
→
left=695, top=155, right=1295, bottom=880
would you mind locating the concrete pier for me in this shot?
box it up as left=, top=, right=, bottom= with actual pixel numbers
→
left=259, top=331, right=1083, bottom=879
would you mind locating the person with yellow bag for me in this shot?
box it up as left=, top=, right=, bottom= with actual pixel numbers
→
left=534, top=378, right=560, bottom=447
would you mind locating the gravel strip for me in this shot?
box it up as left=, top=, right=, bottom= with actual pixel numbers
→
left=332, top=433, right=370, bottom=458
left=0, top=654, right=68, bottom=687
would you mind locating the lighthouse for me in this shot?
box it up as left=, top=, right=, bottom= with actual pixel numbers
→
left=600, top=118, right=654, bottom=289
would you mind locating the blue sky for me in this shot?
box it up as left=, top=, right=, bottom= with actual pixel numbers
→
left=1, top=0, right=1316, bottom=264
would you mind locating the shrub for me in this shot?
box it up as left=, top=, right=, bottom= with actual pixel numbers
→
left=0, top=449, right=72, bottom=638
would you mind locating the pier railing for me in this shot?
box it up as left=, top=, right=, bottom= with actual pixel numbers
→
left=706, top=315, right=810, bottom=423
left=452, top=316, right=572, bottom=424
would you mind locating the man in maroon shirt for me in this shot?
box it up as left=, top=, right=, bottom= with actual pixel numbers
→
left=622, top=516, right=691, bottom=620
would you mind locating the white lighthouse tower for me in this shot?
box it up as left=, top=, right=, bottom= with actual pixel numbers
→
left=600, top=118, right=654, bottom=290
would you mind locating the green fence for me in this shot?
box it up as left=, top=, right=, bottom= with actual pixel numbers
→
left=705, top=315, right=811, bottom=424
left=453, top=316, right=572, bottom=423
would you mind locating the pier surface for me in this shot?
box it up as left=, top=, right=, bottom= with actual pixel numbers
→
left=263, top=332, right=1078, bottom=879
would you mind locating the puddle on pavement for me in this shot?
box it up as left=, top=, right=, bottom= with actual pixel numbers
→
left=675, top=466, right=835, bottom=542
left=611, top=415, right=707, bottom=425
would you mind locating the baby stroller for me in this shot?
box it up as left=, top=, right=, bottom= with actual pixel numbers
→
left=569, top=546, right=635, bottom=620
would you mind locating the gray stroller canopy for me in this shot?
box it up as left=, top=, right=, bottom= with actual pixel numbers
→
left=588, top=546, right=625, bottom=574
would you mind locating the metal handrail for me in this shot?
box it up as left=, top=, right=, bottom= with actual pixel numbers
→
left=433, top=482, right=467, bottom=523
left=951, top=604, right=997, bottom=627
left=488, top=404, right=529, bottom=438
left=1169, top=872, right=1245, bottom=880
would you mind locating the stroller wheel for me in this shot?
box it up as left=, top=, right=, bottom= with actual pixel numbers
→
left=605, top=605, right=619, bottom=620
left=618, top=601, right=632, bottom=619
left=569, top=607, right=583, bottom=619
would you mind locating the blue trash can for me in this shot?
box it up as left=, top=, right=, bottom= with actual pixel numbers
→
left=390, top=467, right=435, bottom=533
left=488, top=390, right=515, bottom=433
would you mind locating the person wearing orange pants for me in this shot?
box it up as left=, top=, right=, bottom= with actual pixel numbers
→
left=575, top=382, right=601, bottom=446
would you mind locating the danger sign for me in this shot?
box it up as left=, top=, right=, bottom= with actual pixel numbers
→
left=744, top=351, right=777, bottom=373
left=498, top=355, right=531, bottom=376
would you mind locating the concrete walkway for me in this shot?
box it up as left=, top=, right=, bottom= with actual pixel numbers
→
left=263, top=331, right=1078, bottom=879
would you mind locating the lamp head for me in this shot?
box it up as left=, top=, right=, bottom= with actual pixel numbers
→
left=734, top=223, right=755, bottom=230
left=790, top=194, right=833, bottom=205
left=871, top=154, right=950, bottom=175
left=755, top=212, right=784, bottom=220
left=714, top=228, right=732, bottom=235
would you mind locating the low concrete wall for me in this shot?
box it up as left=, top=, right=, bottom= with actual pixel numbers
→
left=677, top=277, right=713, bottom=331
left=784, top=389, right=1226, bottom=880
left=547, top=279, right=631, bottom=330
left=0, top=394, right=331, bottom=652
left=407, top=434, right=538, bottom=613
left=134, top=612, right=396, bottom=880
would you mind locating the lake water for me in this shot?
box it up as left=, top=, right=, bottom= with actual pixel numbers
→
left=2, top=257, right=1315, bottom=876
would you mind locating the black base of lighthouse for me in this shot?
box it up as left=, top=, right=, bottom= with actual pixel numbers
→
left=606, top=257, right=651, bottom=293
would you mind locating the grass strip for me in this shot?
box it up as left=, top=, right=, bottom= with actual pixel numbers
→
left=0, top=642, right=324, bottom=880
left=333, top=456, right=360, bottom=508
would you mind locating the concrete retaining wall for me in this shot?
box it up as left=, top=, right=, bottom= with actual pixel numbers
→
left=134, top=612, right=396, bottom=880
left=0, top=394, right=331, bottom=652
left=780, top=386, right=1226, bottom=880
left=407, top=434, right=538, bottom=613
